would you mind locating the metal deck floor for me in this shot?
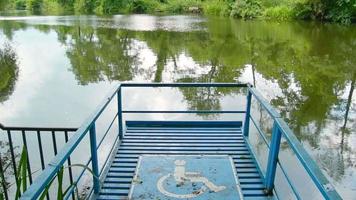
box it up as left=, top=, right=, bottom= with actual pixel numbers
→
left=97, top=121, right=269, bottom=200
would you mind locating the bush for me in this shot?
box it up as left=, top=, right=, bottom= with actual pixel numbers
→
left=164, top=0, right=201, bottom=13
left=15, top=0, right=26, bottom=9
left=129, top=0, right=160, bottom=13
left=293, top=0, right=321, bottom=19
left=0, top=0, right=9, bottom=10
left=74, top=0, right=97, bottom=13
left=230, top=0, right=262, bottom=19
left=99, top=0, right=123, bottom=13
left=327, top=0, right=354, bottom=24
left=264, top=5, right=294, bottom=20
left=292, top=0, right=354, bottom=24
left=203, top=0, right=231, bottom=16
left=26, top=0, right=42, bottom=11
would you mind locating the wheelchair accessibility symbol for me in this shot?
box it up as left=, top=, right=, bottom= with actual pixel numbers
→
left=157, top=160, right=226, bottom=198
left=129, top=155, right=242, bottom=200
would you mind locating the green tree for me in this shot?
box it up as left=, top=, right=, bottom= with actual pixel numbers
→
left=26, top=0, right=43, bottom=11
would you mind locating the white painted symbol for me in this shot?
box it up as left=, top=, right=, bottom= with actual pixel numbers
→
left=157, top=160, right=226, bottom=198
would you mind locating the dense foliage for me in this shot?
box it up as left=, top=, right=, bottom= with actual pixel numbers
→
left=0, top=0, right=355, bottom=23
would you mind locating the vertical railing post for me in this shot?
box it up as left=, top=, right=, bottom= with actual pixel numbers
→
left=243, top=89, right=252, bottom=137
left=89, top=123, right=100, bottom=194
left=265, top=121, right=282, bottom=194
left=117, top=88, right=123, bottom=140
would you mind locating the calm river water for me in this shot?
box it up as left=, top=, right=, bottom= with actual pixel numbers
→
left=0, top=15, right=355, bottom=198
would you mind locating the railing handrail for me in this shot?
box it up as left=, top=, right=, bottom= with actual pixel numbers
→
left=120, top=82, right=248, bottom=87
left=18, top=82, right=340, bottom=199
left=21, top=83, right=122, bottom=199
left=275, top=119, right=341, bottom=199
left=20, top=82, right=248, bottom=199
left=246, top=85, right=341, bottom=199
left=247, top=85, right=280, bottom=118
left=0, top=123, right=77, bottom=132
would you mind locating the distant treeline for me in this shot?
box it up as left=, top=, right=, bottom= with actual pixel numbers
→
left=0, top=0, right=355, bottom=24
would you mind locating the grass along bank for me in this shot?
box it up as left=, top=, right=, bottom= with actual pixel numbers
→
left=0, top=0, right=355, bottom=24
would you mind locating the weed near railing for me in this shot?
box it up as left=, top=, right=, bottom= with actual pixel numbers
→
left=0, top=147, right=100, bottom=200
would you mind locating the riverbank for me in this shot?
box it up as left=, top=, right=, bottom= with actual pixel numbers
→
left=0, top=0, right=355, bottom=24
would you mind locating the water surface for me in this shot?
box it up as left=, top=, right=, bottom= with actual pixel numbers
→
left=0, top=15, right=355, bottom=198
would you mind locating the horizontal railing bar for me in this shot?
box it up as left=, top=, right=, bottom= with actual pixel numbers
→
left=99, top=133, right=120, bottom=176
left=121, top=82, right=248, bottom=87
left=277, top=160, right=302, bottom=200
left=248, top=86, right=281, bottom=118
left=243, top=138, right=266, bottom=180
left=0, top=123, right=77, bottom=132
left=275, top=118, right=342, bottom=199
left=249, top=116, right=270, bottom=148
left=21, top=84, right=121, bottom=199
left=17, top=82, right=340, bottom=199
left=64, top=158, right=92, bottom=200
left=97, top=114, right=118, bottom=150
left=247, top=84, right=340, bottom=199
left=122, top=110, right=246, bottom=114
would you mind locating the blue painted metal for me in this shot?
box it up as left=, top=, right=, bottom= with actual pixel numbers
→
left=20, top=83, right=341, bottom=200
left=243, top=138, right=266, bottom=180
left=99, top=133, right=120, bottom=176
left=126, top=121, right=243, bottom=127
left=275, top=118, right=341, bottom=199
left=129, top=155, right=242, bottom=200
left=118, top=88, right=123, bottom=140
left=89, top=124, right=100, bottom=195
left=21, top=84, right=121, bottom=199
left=97, top=114, right=118, bottom=150
left=98, top=121, right=266, bottom=199
left=122, top=110, right=246, bottom=114
left=246, top=85, right=342, bottom=199
left=249, top=115, right=269, bottom=147
left=276, top=160, right=302, bottom=200
left=120, top=82, right=248, bottom=87
left=264, top=122, right=282, bottom=194
left=243, top=90, right=252, bottom=137
left=247, top=85, right=280, bottom=118
left=250, top=117, right=301, bottom=199
left=64, top=158, right=92, bottom=200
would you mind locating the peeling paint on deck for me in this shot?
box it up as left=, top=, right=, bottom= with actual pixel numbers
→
left=128, top=155, right=243, bottom=200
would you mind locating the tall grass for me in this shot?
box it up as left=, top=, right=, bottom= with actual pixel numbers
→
left=0, top=147, right=100, bottom=199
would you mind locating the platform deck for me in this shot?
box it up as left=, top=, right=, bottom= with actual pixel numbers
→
left=97, top=121, right=269, bottom=200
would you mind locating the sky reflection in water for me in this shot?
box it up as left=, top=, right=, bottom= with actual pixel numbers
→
left=0, top=15, right=355, bottom=198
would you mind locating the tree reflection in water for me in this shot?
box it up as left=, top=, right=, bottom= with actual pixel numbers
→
left=0, top=17, right=355, bottom=197
left=0, top=42, right=18, bottom=103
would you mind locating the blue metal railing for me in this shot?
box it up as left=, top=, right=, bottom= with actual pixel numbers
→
left=244, top=85, right=342, bottom=199
left=0, top=124, right=78, bottom=200
left=20, top=83, right=340, bottom=200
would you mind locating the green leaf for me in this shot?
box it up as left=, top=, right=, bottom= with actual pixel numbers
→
left=38, top=172, right=57, bottom=200
left=21, top=149, right=27, bottom=193
left=15, top=147, right=28, bottom=200
left=62, top=183, right=76, bottom=198
left=57, top=167, right=64, bottom=200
